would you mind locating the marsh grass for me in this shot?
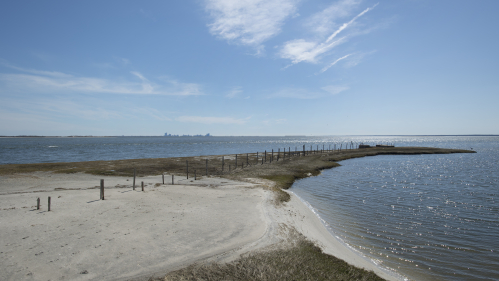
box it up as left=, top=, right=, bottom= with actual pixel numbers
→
left=163, top=231, right=385, bottom=281
left=0, top=147, right=473, bottom=205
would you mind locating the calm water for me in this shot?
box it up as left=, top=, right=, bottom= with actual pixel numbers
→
left=0, top=135, right=413, bottom=165
left=291, top=136, right=498, bottom=280
left=1, top=135, right=497, bottom=280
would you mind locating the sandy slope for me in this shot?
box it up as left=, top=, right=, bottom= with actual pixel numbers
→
left=0, top=172, right=401, bottom=281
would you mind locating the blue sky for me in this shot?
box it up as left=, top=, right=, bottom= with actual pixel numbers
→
left=1, top=0, right=498, bottom=136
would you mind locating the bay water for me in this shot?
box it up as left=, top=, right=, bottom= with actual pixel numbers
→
left=1, top=135, right=497, bottom=280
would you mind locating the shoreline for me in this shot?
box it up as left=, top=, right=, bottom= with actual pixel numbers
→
left=0, top=147, right=474, bottom=280
left=0, top=173, right=399, bottom=281
left=287, top=189, right=404, bottom=280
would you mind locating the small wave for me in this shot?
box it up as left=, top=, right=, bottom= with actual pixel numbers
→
left=48, top=146, right=58, bottom=148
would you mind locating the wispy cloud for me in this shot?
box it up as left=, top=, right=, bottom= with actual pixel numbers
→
left=225, top=86, right=243, bottom=98
left=320, top=53, right=353, bottom=73
left=176, top=116, right=250, bottom=125
left=205, top=0, right=300, bottom=53
left=0, top=64, right=203, bottom=96
left=343, top=50, right=376, bottom=68
left=279, top=2, right=378, bottom=67
left=269, top=85, right=348, bottom=99
left=304, top=0, right=360, bottom=36
left=1, top=97, right=172, bottom=124
left=321, top=85, right=349, bottom=95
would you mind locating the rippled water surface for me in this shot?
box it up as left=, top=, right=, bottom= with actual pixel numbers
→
left=291, top=136, right=498, bottom=280
left=1, top=135, right=497, bottom=280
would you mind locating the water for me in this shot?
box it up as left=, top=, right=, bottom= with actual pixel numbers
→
left=1, top=135, right=497, bottom=280
left=290, top=136, right=499, bottom=280
left=0, top=135, right=402, bottom=165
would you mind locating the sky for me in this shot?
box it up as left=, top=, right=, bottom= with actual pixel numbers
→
left=1, top=0, right=498, bottom=136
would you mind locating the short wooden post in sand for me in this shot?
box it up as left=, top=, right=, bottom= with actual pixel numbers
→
left=271, top=149, right=273, bottom=163
left=222, top=156, right=225, bottom=172
left=265, top=150, right=267, bottom=162
left=235, top=154, right=238, bottom=168
left=172, top=175, right=174, bottom=185
left=100, top=179, right=104, bottom=200
left=194, top=170, right=197, bottom=180
left=277, top=148, right=280, bottom=161
left=141, top=181, right=144, bottom=191
left=256, top=152, right=259, bottom=165
left=37, top=197, right=40, bottom=210
left=186, top=161, right=189, bottom=179
left=48, top=197, right=51, bottom=211
left=205, top=159, right=208, bottom=176
left=133, top=168, right=136, bottom=190
left=162, top=174, right=164, bottom=184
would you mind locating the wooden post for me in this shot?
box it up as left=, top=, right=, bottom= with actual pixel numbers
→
left=246, top=154, right=249, bottom=166
left=172, top=175, right=174, bottom=185
left=206, top=159, right=208, bottom=176
left=186, top=161, right=189, bottom=179
left=100, top=179, right=104, bottom=200
left=37, top=197, right=40, bottom=210
left=235, top=154, right=238, bottom=168
left=303, top=145, right=305, bottom=156
left=277, top=148, right=279, bottom=161
left=48, top=196, right=51, bottom=211
left=162, top=174, right=164, bottom=184
left=133, top=168, right=136, bottom=190
left=141, top=181, right=144, bottom=191
left=265, top=150, right=267, bottom=162
left=194, top=170, right=196, bottom=180
left=256, top=152, right=259, bottom=165
left=271, top=149, right=273, bottom=162
left=222, top=156, right=225, bottom=172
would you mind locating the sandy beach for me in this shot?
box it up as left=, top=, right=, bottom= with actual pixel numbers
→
left=0, top=171, right=400, bottom=281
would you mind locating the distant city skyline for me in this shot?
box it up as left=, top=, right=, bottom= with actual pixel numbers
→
left=1, top=1, right=498, bottom=136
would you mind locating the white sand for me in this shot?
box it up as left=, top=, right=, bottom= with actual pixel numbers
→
left=0, top=172, right=401, bottom=281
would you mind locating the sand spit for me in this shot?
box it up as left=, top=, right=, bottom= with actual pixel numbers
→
left=1, top=172, right=400, bottom=281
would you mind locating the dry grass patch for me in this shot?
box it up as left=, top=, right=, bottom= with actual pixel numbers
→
left=163, top=231, right=385, bottom=281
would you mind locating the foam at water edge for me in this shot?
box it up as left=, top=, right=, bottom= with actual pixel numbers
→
left=288, top=190, right=406, bottom=281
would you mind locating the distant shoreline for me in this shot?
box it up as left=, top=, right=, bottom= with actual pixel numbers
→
left=1, top=134, right=498, bottom=138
